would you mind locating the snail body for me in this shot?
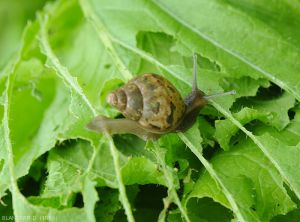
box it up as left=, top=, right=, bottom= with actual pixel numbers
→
left=87, top=54, right=235, bottom=140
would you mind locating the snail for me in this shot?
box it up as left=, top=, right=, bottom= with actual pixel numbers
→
left=87, top=54, right=235, bottom=140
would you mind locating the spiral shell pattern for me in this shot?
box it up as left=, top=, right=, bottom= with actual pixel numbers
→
left=107, top=74, right=186, bottom=131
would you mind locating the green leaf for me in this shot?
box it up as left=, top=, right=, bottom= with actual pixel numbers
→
left=254, top=107, right=300, bottom=146
left=0, top=0, right=48, bottom=69
left=43, top=139, right=165, bottom=197
left=233, top=92, right=295, bottom=130
left=257, top=133, right=300, bottom=201
left=187, top=138, right=296, bottom=222
left=215, top=107, right=272, bottom=151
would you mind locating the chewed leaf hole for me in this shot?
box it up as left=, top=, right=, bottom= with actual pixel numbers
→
left=288, top=109, right=296, bottom=120
left=256, top=82, right=283, bottom=99
left=73, top=192, right=84, bottom=208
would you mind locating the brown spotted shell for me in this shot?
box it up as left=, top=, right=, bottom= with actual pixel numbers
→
left=107, top=73, right=186, bottom=132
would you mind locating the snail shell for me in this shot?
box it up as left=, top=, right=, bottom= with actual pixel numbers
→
left=107, top=73, right=186, bottom=132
